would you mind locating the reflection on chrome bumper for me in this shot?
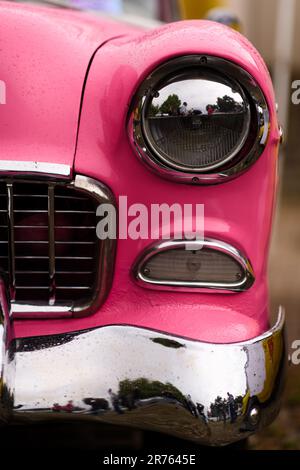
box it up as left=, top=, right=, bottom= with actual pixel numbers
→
left=0, top=309, right=285, bottom=446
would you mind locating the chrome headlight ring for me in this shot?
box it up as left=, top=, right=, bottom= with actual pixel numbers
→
left=129, top=55, right=270, bottom=185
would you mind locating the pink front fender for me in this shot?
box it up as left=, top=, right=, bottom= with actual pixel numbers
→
left=12, top=20, right=280, bottom=343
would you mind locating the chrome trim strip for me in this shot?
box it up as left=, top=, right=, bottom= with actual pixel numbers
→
left=0, top=308, right=286, bottom=446
left=70, top=175, right=117, bottom=318
left=128, top=55, right=270, bottom=185
left=133, top=238, right=255, bottom=293
left=7, top=184, right=16, bottom=301
left=48, top=184, right=56, bottom=305
left=0, top=161, right=71, bottom=177
left=10, top=304, right=73, bottom=317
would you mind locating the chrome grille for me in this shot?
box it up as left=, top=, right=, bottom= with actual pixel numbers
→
left=0, top=176, right=115, bottom=318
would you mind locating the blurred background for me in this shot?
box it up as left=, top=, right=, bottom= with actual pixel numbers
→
left=7, top=0, right=300, bottom=450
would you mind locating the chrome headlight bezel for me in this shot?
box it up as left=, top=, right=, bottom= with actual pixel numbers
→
left=128, top=55, right=270, bottom=185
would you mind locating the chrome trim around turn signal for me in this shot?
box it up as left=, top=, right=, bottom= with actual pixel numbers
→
left=132, top=238, right=255, bottom=293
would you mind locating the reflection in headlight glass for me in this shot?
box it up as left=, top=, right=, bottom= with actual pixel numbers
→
left=143, top=72, right=251, bottom=171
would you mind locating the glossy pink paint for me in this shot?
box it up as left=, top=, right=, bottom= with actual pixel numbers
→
left=1, top=4, right=280, bottom=343
left=0, top=1, right=136, bottom=167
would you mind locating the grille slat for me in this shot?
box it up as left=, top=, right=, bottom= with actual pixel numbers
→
left=13, top=241, right=95, bottom=245
left=7, top=183, right=16, bottom=301
left=55, top=226, right=96, bottom=229
left=55, top=210, right=95, bottom=214
left=16, top=286, right=92, bottom=290
left=55, top=241, right=95, bottom=245
left=48, top=184, right=55, bottom=305
left=14, top=271, right=94, bottom=274
left=14, top=225, right=48, bottom=228
left=0, top=179, right=108, bottom=316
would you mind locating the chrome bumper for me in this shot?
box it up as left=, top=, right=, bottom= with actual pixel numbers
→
left=0, top=309, right=285, bottom=446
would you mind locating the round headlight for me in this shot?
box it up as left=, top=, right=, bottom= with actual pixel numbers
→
left=143, top=69, right=250, bottom=172
left=130, top=56, right=269, bottom=184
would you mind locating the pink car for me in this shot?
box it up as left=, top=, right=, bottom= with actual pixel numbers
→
left=0, top=1, right=285, bottom=447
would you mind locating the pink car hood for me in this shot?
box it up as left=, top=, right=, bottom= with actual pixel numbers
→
left=0, top=2, right=137, bottom=172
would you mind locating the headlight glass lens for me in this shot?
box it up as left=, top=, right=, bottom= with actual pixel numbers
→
left=142, top=70, right=251, bottom=172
